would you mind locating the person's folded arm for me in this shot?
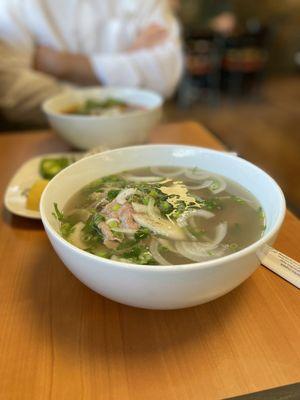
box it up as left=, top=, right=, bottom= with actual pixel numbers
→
left=0, top=43, right=68, bottom=125
left=89, top=1, right=183, bottom=99
left=0, top=2, right=68, bottom=125
left=89, top=36, right=183, bottom=98
left=34, top=21, right=183, bottom=98
left=33, top=0, right=183, bottom=97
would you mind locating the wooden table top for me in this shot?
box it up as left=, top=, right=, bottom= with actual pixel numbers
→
left=0, top=122, right=299, bottom=400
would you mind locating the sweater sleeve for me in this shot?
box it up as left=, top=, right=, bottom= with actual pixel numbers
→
left=0, top=42, right=67, bottom=125
left=89, top=0, right=183, bottom=98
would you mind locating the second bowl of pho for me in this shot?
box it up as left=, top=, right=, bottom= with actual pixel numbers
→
left=40, top=145, right=285, bottom=309
left=42, top=87, right=162, bottom=150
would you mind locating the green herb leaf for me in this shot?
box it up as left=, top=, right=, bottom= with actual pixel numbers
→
left=107, top=189, right=121, bottom=201
left=82, top=213, right=104, bottom=245
left=158, top=200, right=173, bottom=215
left=52, top=203, right=75, bottom=239
left=134, top=227, right=150, bottom=241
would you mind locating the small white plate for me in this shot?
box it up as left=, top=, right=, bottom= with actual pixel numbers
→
left=4, top=152, right=82, bottom=219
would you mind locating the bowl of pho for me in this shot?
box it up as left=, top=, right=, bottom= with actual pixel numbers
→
left=42, top=87, right=162, bottom=150
left=40, top=145, right=285, bottom=309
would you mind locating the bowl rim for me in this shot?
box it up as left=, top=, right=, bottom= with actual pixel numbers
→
left=42, top=86, right=163, bottom=122
left=40, top=144, right=286, bottom=272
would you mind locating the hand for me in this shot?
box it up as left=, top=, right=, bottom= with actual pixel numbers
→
left=34, top=45, right=67, bottom=78
left=129, top=23, right=168, bottom=51
left=34, top=45, right=98, bottom=85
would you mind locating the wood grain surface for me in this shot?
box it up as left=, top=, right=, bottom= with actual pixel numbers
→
left=0, top=123, right=299, bottom=400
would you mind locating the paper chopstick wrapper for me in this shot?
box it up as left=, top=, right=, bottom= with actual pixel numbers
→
left=258, top=245, right=300, bottom=289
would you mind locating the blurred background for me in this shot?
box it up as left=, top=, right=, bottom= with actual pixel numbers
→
left=166, top=0, right=300, bottom=215
left=1, top=0, right=299, bottom=215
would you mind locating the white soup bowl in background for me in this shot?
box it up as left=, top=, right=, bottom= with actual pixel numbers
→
left=42, top=87, right=162, bottom=150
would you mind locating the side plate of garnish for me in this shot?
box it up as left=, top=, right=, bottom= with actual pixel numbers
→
left=4, top=152, right=82, bottom=219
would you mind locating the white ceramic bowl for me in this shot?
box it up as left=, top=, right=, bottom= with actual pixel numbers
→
left=40, top=145, right=285, bottom=309
left=42, top=87, right=162, bottom=150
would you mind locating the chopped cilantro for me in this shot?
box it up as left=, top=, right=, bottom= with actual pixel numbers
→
left=122, top=245, right=157, bottom=265
left=82, top=213, right=104, bottom=245
left=232, top=195, right=245, bottom=204
left=107, top=189, right=121, bottom=201
left=117, top=239, right=137, bottom=250
left=134, top=227, right=150, bottom=241
left=200, top=198, right=222, bottom=211
left=52, top=203, right=75, bottom=239
left=158, top=200, right=173, bottom=215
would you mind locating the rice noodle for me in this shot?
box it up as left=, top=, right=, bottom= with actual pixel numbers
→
left=150, top=167, right=185, bottom=177
left=147, top=197, right=160, bottom=220
left=68, top=222, right=86, bottom=249
left=132, top=202, right=148, bottom=213
left=177, top=209, right=215, bottom=227
left=149, top=239, right=171, bottom=265
left=116, top=188, right=136, bottom=204
left=186, top=180, right=214, bottom=190
left=124, top=175, right=163, bottom=182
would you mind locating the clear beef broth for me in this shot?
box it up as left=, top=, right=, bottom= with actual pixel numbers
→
left=63, top=98, right=143, bottom=116
left=57, top=167, right=265, bottom=265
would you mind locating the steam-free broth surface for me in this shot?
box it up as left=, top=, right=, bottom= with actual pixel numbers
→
left=54, top=167, right=265, bottom=265
left=63, top=98, right=143, bottom=116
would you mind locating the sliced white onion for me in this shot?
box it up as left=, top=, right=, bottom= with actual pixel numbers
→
left=116, top=188, right=136, bottom=205
left=211, top=221, right=228, bottom=245
left=174, top=221, right=228, bottom=261
left=175, top=242, right=206, bottom=261
left=124, top=175, right=163, bottom=182
left=175, top=241, right=225, bottom=262
left=190, top=222, right=228, bottom=249
left=149, top=239, right=170, bottom=265
left=209, top=177, right=226, bottom=194
left=177, top=209, right=215, bottom=227
left=184, top=170, right=210, bottom=181
left=158, top=238, right=178, bottom=253
left=132, top=202, right=148, bottom=213
left=186, top=180, right=214, bottom=190
left=151, top=166, right=185, bottom=177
